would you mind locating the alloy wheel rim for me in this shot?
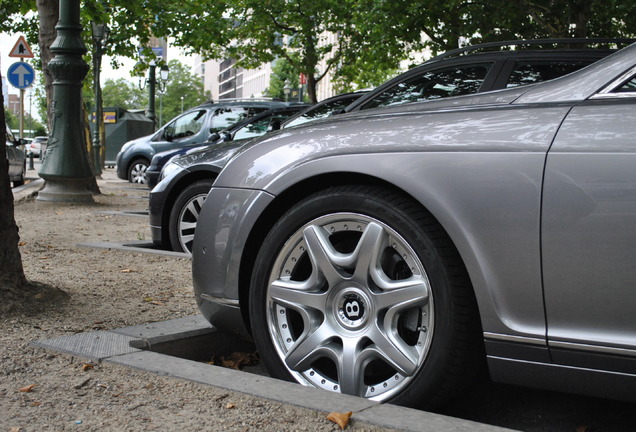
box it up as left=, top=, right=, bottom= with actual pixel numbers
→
left=266, top=213, right=433, bottom=401
left=177, top=193, right=207, bottom=254
left=131, top=163, right=147, bottom=184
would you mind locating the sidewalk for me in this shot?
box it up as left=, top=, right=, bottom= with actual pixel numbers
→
left=12, top=159, right=121, bottom=202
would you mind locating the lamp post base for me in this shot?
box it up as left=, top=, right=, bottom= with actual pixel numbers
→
left=36, top=178, right=95, bottom=203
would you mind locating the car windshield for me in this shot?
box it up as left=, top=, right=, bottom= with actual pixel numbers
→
left=233, top=112, right=295, bottom=141
left=210, top=107, right=271, bottom=133
left=285, top=95, right=362, bottom=128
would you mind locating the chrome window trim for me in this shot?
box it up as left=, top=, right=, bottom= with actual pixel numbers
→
left=591, top=65, right=636, bottom=99
left=484, top=332, right=546, bottom=346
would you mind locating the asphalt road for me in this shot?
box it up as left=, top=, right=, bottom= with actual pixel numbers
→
left=437, top=377, right=635, bottom=431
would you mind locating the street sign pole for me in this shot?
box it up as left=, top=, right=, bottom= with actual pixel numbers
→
left=8, top=37, right=35, bottom=141
left=20, top=88, right=24, bottom=139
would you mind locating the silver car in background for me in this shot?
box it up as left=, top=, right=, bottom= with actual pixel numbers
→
left=192, top=43, right=636, bottom=409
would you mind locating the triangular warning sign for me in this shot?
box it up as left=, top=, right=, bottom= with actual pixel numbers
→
left=9, top=35, right=34, bottom=58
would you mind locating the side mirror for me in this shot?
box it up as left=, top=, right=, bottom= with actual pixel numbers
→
left=208, top=132, right=220, bottom=142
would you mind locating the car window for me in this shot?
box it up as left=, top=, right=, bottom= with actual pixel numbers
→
left=285, top=96, right=361, bottom=128
left=613, top=75, right=636, bottom=93
left=165, top=110, right=207, bottom=140
left=210, top=107, right=270, bottom=133
left=361, top=63, right=493, bottom=110
left=233, top=112, right=291, bottom=141
left=506, top=61, right=593, bottom=88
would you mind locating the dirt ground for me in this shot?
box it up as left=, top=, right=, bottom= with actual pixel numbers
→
left=1, top=170, right=397, bottom=432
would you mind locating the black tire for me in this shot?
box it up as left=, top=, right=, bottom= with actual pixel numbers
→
left=249, top=185, right=480, bottom=409
left=12, top=161, right=26, bottom=187
left=127, top=158, right=149, bottom=184
left=168, top=179, right=214, bottom=254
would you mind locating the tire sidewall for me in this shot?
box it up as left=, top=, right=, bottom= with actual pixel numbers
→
left=249, top=186, right=470, bottom=408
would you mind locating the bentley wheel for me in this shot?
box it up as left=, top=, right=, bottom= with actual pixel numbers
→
left=249, top=185, right=479, bottom=408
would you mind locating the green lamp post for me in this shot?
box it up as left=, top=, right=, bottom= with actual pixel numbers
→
left=37, top=0, right=95, bottom=203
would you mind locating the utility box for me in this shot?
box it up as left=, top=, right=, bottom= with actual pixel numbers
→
left=102, top=108, right=154, bottom=166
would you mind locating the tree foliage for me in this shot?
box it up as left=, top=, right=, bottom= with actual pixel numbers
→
left=4, top=0, right=636, bottom=107
left=100, top=79, right=146, bottom=111
left=265, top=58, right=301, bottom=101
left=159, top=60, right=210, bottom=123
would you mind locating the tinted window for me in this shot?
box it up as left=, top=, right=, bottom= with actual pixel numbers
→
left=210, top=107, right=270, bottom=132
left=234, top=111, right=296, bottom=141
left=613, top=76, right=636, bottom=93
left=165, top=110, right=207, bottom=140
left=285, top=95, right=362, bottom=128
left=361, top=63, right=493, bottom=110
left=506, top=61, right=592, bottom=88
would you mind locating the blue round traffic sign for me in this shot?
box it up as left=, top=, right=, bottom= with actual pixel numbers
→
left=7, top=61, right=35, bottom=89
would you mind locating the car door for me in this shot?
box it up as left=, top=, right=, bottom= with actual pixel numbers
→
left=542, top=70, right=636, bottom=372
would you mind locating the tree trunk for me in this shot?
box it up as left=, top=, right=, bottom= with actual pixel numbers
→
left=0, top=78, right=29, bottom=295
left=37, top=0, right=59, bottom=131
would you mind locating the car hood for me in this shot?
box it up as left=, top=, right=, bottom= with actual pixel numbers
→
left=120, top=133, right=154, bottom=153
left=212, top=43, right=636, bottom=193
left=171, top=138, right=251, bottom=170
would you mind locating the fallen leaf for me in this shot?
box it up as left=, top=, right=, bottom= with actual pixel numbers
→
left=30, top=401, right=41, bottom=407
left=327, top=411, right=352, bottom=430
left=18, top=241, right=26, bottom=246
left=209, top=352, right=259, bottom=370
left=9, top=427, right=23, bottom=432
left=225, top=402, right=235, bottom=409
left=120, top=268, right=135, bottom=273
left=19, top=384, right=36, bottom=393
left=82, top=363, right=95, bottom=371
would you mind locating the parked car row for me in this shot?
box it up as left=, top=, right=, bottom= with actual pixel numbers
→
left=115, top=98, right=299, bottom=185
left=147, top=93, right=370, bottom=254
left=118, top=38, right=636, bottom=409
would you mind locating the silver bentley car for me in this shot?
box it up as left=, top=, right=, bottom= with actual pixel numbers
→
left=192, top=42, right=636, bottom=409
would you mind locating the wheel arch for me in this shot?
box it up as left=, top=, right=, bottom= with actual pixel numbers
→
left=159, top=170, right=219, bottom=246
left=237, top=171, right=482, bottom=341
